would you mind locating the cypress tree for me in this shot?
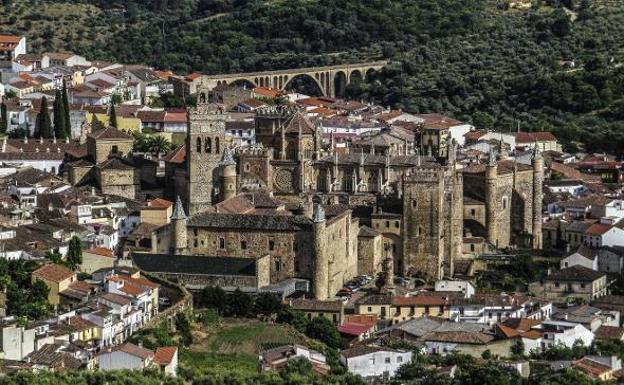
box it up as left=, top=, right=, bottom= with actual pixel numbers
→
left=109, top=104, right=118, bottom=128
left=61, top=79, right=71, bottom=136
left=37, top=97, right=53, bottom=138
left=53, top=90, right=66, bottom=139
left=0, top=102, right=7, bottom=134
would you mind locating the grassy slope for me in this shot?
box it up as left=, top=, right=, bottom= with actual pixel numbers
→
left=181, top=317, right=310, bottom=376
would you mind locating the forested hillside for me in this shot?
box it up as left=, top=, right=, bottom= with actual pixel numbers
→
left=2, top=0, right=624, bottom=153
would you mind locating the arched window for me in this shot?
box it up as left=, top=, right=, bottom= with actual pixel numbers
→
left=199, top=93, right=206, bottom=104
left=196, top=137, right=201, bottom=153
left=205, top=137, right=212, bottom=153
left=215, top=137, right=220, bottom=154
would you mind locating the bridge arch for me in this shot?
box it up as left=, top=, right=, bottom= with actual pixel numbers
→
left=349, top=69, right=363, bottom=84
left=283, top=73, right=324, bottom=96
left=230, top=78, right=257, bottom=89
left=333, top=70, right=347, bottom=99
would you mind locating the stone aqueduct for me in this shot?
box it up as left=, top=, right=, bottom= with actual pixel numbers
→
left=200, top=61, right=388, bottom=97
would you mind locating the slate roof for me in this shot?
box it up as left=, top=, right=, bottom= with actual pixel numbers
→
left=187, top=212, right=311, bottom=231
left=132, top=253, right=257, bottom=277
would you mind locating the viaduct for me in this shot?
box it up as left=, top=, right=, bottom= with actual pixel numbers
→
left=197, top=60, right=388, bottom=98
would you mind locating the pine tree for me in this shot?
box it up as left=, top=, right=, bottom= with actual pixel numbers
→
left=61, top=79, right=71, bottom=136
left=66, top=236, right=82, bottom=270
left=53, top=90, right=66, bottom=139
left=109, top=104, right=118, bottom=128
left=0, top=102, right=7, bottom=134
left=37, top=97, right=53, bottom=138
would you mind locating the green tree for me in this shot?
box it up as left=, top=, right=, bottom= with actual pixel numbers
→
left=472, top=111, right=495, bottom=130
left=0, top=102, right=7, bottom=134
left=175, top=313, right=193, bottom=346
left=305, top=316, right=342, bottom=349
left=61, top=80, right=71, bottom=136
left=66, top=236, right=83, bottom=271
left=148, top=135, right=172, bottom=155
left=198, top=286, right=226, bottom=312
left=53, top=90, right=66, bottom=139
left=45, top=250, right=64, bottom=265
left=254, top=292, right=283, bottom=316
left=226, top=288, right=252, bottom=317
left=37, top=97, right=53, bottom=138
left=276, top=307, right=308, bottom=333
left=109, top=104, right=118, bottom=128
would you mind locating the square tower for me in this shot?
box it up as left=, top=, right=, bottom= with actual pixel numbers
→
left=186, top=90, right=227, bottom=215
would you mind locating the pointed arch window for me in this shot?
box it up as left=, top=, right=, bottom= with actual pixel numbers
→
left=196, top=137, right=201, bottom=153
left=205, top=137, right=212, bottom=153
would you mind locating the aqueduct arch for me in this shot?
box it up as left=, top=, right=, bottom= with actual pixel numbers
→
left=194, top=61, right=388, bottom=97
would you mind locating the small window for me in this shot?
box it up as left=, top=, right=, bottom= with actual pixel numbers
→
left=205, top=137, right=212, bottom=153
left=411, top=200, right=416, bottom=208
left=219, top=237, right=225, bottom=249
left=269, top=240, right=275, bottom=251
left=395, top=221, right=399, bottom=228
left=193, top=239, right=198, bottom=247
left=332, top=314, right=337, bottom=323
left=471, top=208, right=476, bottom=216
left=397, top=356, right=403, bottom=363
left=193, top=228, right=198, bottom=236
left=274, top=260, right=280, bottom=272
left=470, top=244, right=475, bottom=252
left=111, top=145, right=118, bottom=154
left=196, top=137, right=201, bottom=153
left=368, top=306, right=372, bottom=312
left=241, top=240, right=247, bottom=250
left=385, top=357, right=391, bottom=364
left=215, top=137, right=220, bottom=154
left=386, top=221, right=390, bottom=228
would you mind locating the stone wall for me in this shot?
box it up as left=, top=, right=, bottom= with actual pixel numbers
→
left=357, top=234, right=383, bottom=276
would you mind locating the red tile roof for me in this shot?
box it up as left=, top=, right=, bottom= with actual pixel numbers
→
left=391, top=295, right=447, bottom=306
left=85, top=247, right=115, bottom=258
left=338, top=322, right=373, bottom=336
left=585, top=223, right=613, bottom=236
left=514, top=131, right=557, bottom=143
left=153, top=346, right=177, bottom=365
left=145, top=198, right=173, bottom=209
left=33, top=264, right=75, bottom=283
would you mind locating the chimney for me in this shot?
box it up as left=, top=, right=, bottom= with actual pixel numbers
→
left=24, top=136, right=28, bottom=144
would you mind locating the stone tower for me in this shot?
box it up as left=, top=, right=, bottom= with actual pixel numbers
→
left=402, top=163, right=461, bottom=280
left=171, top=195, right=188, bottom=255
left=485, top=147, right=498, bottom=247
left=312, top=204, right=329, bottom=300
left=220, top=146, right=237, bottom=202
left=532, top=144, right=543, bottom=249
left=186, top=87, right=226, bottom=215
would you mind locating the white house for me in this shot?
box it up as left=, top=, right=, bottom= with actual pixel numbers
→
left=561, top=246, right=598, bottom=270
left=584, top=223, right=624, bottom=248
left=546, top=180, right=588, bottom=198
left=522, top=320, right=594, bottom=355
left=97, top=343, right=154, bottom=371
left=434, top=280, right=475, bottom=298
left=154, top=346, right=179, bottom=377
left=340, top=346, right=412, bottom=379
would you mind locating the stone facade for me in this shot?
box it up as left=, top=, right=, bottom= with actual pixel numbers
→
left=186, top=88, right=227, bottom=215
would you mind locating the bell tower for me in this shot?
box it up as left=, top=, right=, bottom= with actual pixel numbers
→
left=186, top=86, right=227, bottom=215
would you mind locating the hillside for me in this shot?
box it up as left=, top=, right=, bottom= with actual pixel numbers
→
left=3, top=0, right=624, bottom=153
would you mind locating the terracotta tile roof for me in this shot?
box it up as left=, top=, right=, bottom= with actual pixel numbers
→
left=416, top=113, right=463, bottom=129
left=574, top=358, right=612, bottom=377
left=520, top=330, right=543, bottom=340
left=102, top=343, right=154, bottom=360
left=88, top=126, right=133, bottom=140
left=338, top=322, right=373, bottom=336
left=145, top=198, right=173, bottom=209
left=100, top=292, right=133, bottom=306
left=595, top=325, right=624, bottom=340
left=66, top=316, right=97, bottom=331
left=496, top=324, right=520, bottom=338
left=0, top=34, right=22, bottom=44
left=546, top=265, right=605, bottom=282
left=85, top=247, right=115, bottom=258
left=253, top=87, right=280, bottom=98
left=153, top=346, right=177, bottom=365
left=392, top=295, right=447, bottom=306
left=163, top=145, right=185, bottom=164
left=465, top=130, right=487, bottom=141
left=164, top=111, right=187, bottom=123
left=515, top=131, right=557, bottom=143
left=32, top=264, right=75, bottom=283
left=137, top=110, right=166, bottom=122
left=585, top=223, right=613, bottom=236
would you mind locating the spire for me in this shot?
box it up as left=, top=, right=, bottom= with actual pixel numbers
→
left=532, top=141, right=542, bottom=161
left=312, top=203, right=325, bottom=223
left=171, top=196, right=187, bottom=220
left=220, top=146, right=236, bottom=166
left=487, top=147, right=497, bottom=167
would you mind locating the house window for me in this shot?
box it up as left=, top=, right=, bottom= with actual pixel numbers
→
left=385, top=357, right=391, bottom=364
left=218, top=237, right=225, bottom=249
left=395, top=221, right=400, bottom=228
left=269, top=240, right=275, bottom=251
left=386, top=221, right=390, bottom=228
left=470, top=244, right=475, bottom=252
left=193, top=239, right=198, bottom=247
left=332, top=314, right=337, bottom=323
left=241, top=240, right=247, bottom=250
left=425, top=306, right=430, bottom=314
left=397, top=356, right=403, bottom=363
left=368, top=306, right=372, bottom=312
left=111, top=145, right=118, bottom=154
